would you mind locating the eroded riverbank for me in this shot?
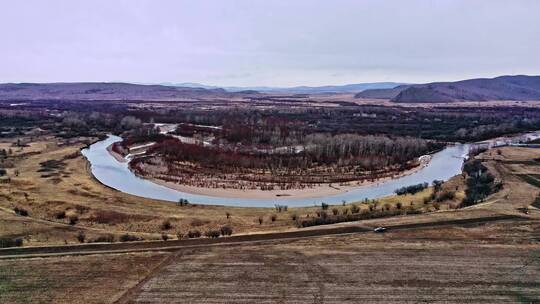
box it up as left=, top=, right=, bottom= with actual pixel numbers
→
left=82, top=134, right=469, bottom=207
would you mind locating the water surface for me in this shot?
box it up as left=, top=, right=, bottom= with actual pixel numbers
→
left=82, top=135, right=469, bottom=207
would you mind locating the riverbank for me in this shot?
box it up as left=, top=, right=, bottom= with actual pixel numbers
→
left=84, top=134, right=469, bottom=206
left=108, top=137, right=432, bottom=200
left=5, top=132, right=537, bottom=248
left=1, top=134, right=461, bottom=248
left=147, top=160, right=430, bottom=200
left=106, top=143, right=127, bottom=163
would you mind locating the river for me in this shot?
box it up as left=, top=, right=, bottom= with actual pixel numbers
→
left=81, top=134, right=480, bottom=207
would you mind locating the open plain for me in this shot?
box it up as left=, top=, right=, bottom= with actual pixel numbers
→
left=1, top=144, right=540, bottom=303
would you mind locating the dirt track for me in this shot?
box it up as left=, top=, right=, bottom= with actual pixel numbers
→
left=1, top=214, right=538, bottom=303
left=118, top=242, right=540, bottom=304
left=0, top=214, right=526, bottom=259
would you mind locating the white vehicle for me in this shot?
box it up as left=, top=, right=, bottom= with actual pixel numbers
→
left=373, top=227, right=387, bottom=233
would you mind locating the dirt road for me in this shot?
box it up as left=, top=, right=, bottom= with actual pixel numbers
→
left=0, top=214, right=526, bottom=259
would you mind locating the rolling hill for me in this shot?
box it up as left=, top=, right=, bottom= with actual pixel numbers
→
left=355, top=75, right=540, bottom=102
left=0, top=82, right=233, bottom=101
left=165, top=82, right=406, bottom=94
left=353, top=85, right=411, bottom=99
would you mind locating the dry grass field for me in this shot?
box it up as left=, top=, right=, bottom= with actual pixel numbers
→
left=131, top=236, right=540, bottom=303
left=0, top=252, right=169, bottom=303
left=1, top=137, right=540, bottom=303
left=0, top=136, right=300, bottom=244
left=0, top=135, right=455, bottom=246
left=1, top=219, right=539, bottom=303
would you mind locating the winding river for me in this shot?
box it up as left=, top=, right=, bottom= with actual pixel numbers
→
left=81, top=135, right=476, bottom=207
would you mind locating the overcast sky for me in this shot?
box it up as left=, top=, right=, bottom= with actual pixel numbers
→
left=1, top=0, right=539, bottom=86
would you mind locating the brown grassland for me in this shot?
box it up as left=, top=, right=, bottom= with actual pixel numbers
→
left=1, top=136, right=540, bottom=303
left=0, top=135, right=459, bottom=246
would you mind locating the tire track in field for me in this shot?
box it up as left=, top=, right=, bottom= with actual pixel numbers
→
left=0, top=214, right=528, bottom=260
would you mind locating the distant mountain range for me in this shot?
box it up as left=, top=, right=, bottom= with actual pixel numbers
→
left=161, top=82, right=406, bottom=94
left=0, top=82, right=233, bottom=101
left=2, top=75, right=539, bottom=103
left=355, top=75, right=540, bottom=102
left=0, top=81, right=408, bottom=101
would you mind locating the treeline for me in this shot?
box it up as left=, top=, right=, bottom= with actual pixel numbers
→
left=0, top=104, right=145, bottom=138
left=461, top=159, right=502, bottom=206
left=127, top=105, right=540, bottom=143
left=144, top=133, right=435, bottom=172
left=395, top=182, right=429, bottom=195
left=298, top=207, right=422, bottom=228
left=56, top=112, right=144, bottom=137
left=4, top=99, right=540, bottom=144
left=303, top=134, right=440, bottom=169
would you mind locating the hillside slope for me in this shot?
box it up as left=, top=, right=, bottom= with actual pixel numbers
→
left=356, top=75, right=540, bottom=102
left=0, top=82, right=232, bottom=101
left=169, top=82, right=406, bottom=94
left=354, top=85, right=411, bottom=99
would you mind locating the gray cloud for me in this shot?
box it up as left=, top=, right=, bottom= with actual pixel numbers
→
left=1, top=0, right=539, bottom=86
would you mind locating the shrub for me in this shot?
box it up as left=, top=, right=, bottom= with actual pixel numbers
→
left=220, top=226, right=233, bottom=236
left=205, top=230, right=220, bottom=238
left=190, top=218, right=208, bottom=227
left=291, top=213, right=298, bottom=221
left=119, top=234, right=142, bottom=242
left=396, top=202, right=402, bottom=210
left=74, top=205, right=90, bottom=214
left=321, top=202, right=329, bottom=210
left=297, top=208, right=406, bottom=228
left=432, top=180, right=444, bottom=193
left=161, top=220, right=172, bottom=230
left=395, top=182, right=429, bottom=196
left=533, top=194, right=540, bottom=209
left=55, top=210, right=66, bottom=219
left=436, top=190, right=456, bottom=202
left=88, top=210, right=130, bottom=224
left=274, top=204, right=288, bottom=212
left=187, top=230, right=201, bottom=238
left=0, top=237, right=23, bottom=248
left=226, top=212, right=231, bottom=219
left=332, top=208, right=339, bottom=215
left=161, top=233, right=169, bottom=241
left=271, top=214, right=277, bottom=222
left=351, top=205, right=360, bottom=214
left=176, top=232, right=184, bottom=240
left=68, top=215, right=79, bottom=225
left=13, top=207, right=29, bottom=216
left=342, top=208, right=349, bottom=215
left=462, top=159, right=500, bottom=206
left=177, top=198, right=190, bottom=206
left=76, top=231, right=86, bottom=243
left=92, top=234, right=115, bottom=243
left=405, top=209, right=423, bottom=215
left=258, top=217, right=263, bottom=225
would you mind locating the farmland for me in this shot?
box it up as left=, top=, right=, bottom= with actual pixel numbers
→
left=0, top=132, right=465, bottom=247
left=3, top=1, right=540, bottom=302
left=1, top=94, right=540, bottom=303
left=1, top=217, right=539, bottom=303
left=1, top=143, right=540, bottom=302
